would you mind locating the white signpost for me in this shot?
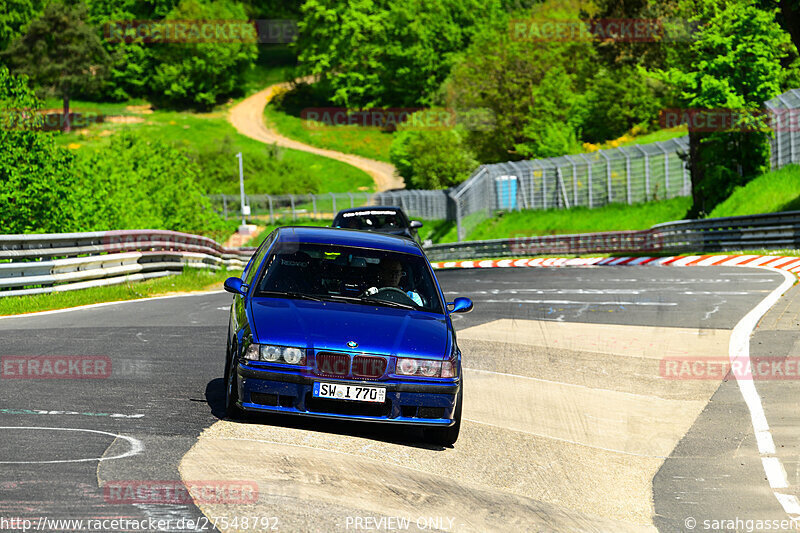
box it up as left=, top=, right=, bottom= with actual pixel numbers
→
left=236, top=152, right=253, bottom=235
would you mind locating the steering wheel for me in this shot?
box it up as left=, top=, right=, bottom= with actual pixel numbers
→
left=362, top=287, right=417, bottom=306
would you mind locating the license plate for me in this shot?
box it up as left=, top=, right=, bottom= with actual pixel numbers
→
left=313, top=382, right=386, bottom=403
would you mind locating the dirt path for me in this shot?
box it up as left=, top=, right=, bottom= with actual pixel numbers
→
left=229, top=80, right=404, bottom=192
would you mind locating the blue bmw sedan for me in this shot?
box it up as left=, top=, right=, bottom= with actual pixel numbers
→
left=222, top=226, right=473, bottom=446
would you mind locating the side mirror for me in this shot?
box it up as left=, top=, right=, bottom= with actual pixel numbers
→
left=447, top=297, right=473, bottom=314
left=224, top=277, right=249, bottom=296
left=410, top=220, right=423, bottom=229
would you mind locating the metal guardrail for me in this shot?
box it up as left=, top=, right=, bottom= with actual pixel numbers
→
left=424, top=211, right=800, bottom=262
left=3, top=211, right=800, bottom=296
left=0, top=230, right=253, bottom=297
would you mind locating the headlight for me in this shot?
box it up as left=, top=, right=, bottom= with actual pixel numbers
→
left=396, top=358, right=443, bottom=377
left=262, top=345, right=282, bottom=362
left=243, top=343, right=306, bottom=365
left=282, top=347, right=304, bottom=365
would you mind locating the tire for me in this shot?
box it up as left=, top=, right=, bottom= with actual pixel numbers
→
left=425, top=385, right=462, bottom=447
left=224, top=343, right=246, bottom=420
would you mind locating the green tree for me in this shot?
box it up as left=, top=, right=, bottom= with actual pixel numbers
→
left=2, top=0, right=110, bottom=132
left=0, top=65, right=80, bottom=233
left=70, top=132, right=228, bottom=235
left=148, top=0, right=257, bottom=109
left=390, top=115, right=478, bottom=189
left=443, top=6, right=595, bottom=162
left=295, top=0, right=503, bottom=107
left=0, top=0, right=45, bottom=53
left=582, top=66, right=667, bottom=143
left=668, top=2, right=791, bottom=216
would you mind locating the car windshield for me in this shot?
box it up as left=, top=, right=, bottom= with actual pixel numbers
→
left=255, top=242, right=443, bottom=314
left=335, top=210, right=406, bottom=230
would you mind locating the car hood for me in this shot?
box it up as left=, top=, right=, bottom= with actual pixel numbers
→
left=250, top=298, right=449, bottom=359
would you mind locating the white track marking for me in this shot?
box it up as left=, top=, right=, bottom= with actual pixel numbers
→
left=479, top=299, right=677, bottom=306
left=0, top=291, right=225, bottom=321
left=0, top=427, right=143, bottom=464
left=775, top=494, right=800, bottom=515
left=763, top=457, right=789, bottom=488
left=728, top=267, right=798, bottom=516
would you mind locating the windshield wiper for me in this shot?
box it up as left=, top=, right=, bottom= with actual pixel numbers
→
left=358, top=297, right=417, bottom=310
left=258, top=290, right=325, bottom=302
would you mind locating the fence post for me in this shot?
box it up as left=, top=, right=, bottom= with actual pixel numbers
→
left=777, top=95, right=795, bottom=165
left=290, top=195, right=296, bottom=221
left=222, top=195, right=228, bottom=220
left=542, top=166, right=548, bottom=209
left=565, top=155, right=578, bottom=207
left=635, top=146, right=650, bottom=201
left=348, top=192, right=354, bottom=208
left=330, top=193, right=336, bottom=215
left=455, top=199, right=463, bottom=242
left=599, top=151, right=612, bottom=204
left=658, top=143, right=670, bottom=198
left=577, top=153, right=593, bottom=209
left=268, top=195, right=274, bottom=224
left=619, top=147, right=631, bottom=205
left=311, top=194, right=317, bottom=219
left=556, top=167, right=570, bottom=208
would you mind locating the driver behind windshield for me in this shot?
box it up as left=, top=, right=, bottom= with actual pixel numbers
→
left=368, top=257, right=423, bottom=306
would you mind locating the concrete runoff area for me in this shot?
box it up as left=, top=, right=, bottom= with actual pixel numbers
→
left=181, top=319, right=727, bottom=529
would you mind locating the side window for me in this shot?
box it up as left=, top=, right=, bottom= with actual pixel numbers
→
left=244, top=232, right=276, bottom=286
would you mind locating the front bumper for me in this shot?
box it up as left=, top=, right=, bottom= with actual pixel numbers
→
left=236, top=365, right=460, bottom=426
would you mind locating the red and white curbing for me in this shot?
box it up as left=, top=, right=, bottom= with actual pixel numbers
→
left=431, top=254, right=800, bottom=275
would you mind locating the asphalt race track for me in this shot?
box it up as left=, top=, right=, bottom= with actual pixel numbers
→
left=0, top=266, right=797, bottom=532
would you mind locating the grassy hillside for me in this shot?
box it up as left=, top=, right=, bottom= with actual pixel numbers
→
left=51, top=101, right=374, bottom=195
left=461, top=197, right=691, bottom=243
left=709, top=164, right=800, bottom=217
left=264, top=105, right=394, bottom=162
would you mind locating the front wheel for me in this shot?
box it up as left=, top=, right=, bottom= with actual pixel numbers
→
left=224, top=345, right=246, bottom=420
left=424, top=385, right=462, bottom=447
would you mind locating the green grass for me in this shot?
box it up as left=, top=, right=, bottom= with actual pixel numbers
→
left=0, top=267, right=241, bottom=316
left=52, top=103, right=374, bottom=195
left=709, top=164, right=800, bottom=218
left=264, top=105, right=394, bottom=162
left=418, top=219, right=458, bottom=244
left=461, top=197, right=691, bottom=242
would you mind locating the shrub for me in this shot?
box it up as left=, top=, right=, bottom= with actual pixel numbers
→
left=390, top=114, right=477, bottom=189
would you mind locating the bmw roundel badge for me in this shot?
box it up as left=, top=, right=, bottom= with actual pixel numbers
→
left=347, top=340, right=358, bottom=348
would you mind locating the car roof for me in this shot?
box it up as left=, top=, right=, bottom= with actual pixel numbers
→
left=274, top=226, right=423, bottom=256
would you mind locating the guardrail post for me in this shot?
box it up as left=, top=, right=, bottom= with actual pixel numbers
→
left=311, top=194, right=317, bottom=219
left=222, top=195, right=228, bottom=220
left=268, top=195, right=274, bottom=224
left=330, top=193, right=336, bottom=215
left=290, top=195, right=296, bottom=221
left=348, top=192, right=354, bottom=208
